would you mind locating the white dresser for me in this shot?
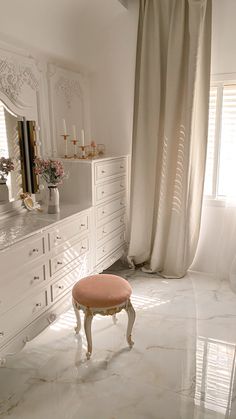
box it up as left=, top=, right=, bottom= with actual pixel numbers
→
left=60, top=155, right=129, bottom=272
left=0, top=155, right=129, bottom=359
left=0, top=206, right=92, bottom=358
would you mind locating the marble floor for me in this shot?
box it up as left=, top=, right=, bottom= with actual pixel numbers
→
left=1, top=264, right=236, bottom=419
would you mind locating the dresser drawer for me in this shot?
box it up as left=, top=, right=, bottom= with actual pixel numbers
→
left=97, top=212, right=125, bottom=242
left=49, top=213, right=89, bottom=250
left=96, top=230, right=125, bottom=264
left=50, top=237, right=89, bottom=276
left=96, top=194, right=126, bottom=223
left=51, top=276, right=75, bottom=302
left=0, top=235, right=45, bottom=277
left=50, top=257, right=89, bottom=302
left=95, top=177, right=126, bottom=203
left=0, top=264, right=45, bottom=315
left=95, top=158, right=126, bottom=183
left=0, top=290, right=47, bottom=348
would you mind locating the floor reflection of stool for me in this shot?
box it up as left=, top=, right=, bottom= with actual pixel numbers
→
left=72, top=274, right=136, bottom=359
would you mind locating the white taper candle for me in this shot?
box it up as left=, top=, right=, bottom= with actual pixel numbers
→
left=81, top=129, right=85, bottom=146
left=72, top=125, right=76, bottom=139
left=62, top=119, right=67, bottom=135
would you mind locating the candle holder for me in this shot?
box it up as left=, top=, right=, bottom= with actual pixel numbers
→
left=61, top=134, right=70, bottom=158
left=91, top=142, right=97, bottom=158
left=97, top=144, right=105, bottom=156
left=79, top=145, right=87, bottom=159
left=71, top=139, right=78, bottom=158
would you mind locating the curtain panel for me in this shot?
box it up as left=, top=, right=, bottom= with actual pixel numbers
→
left=128, top=0, right=212, bottom=278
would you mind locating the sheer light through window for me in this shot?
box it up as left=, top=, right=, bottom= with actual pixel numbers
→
left=205, top=82, right=236, bottom=199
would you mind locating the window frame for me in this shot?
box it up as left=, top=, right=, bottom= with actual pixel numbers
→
left=204, top=73, right=236, bottom=203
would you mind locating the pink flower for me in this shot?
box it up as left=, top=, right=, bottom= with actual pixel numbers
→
left=0, top=157, right=14, bottom=180
left=34, top=158, right=66, bottom=185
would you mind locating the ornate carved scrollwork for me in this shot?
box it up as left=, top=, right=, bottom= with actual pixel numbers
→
left=0, top=58, right=39, bottom=102
left=54, top=76, right=81, bottom=108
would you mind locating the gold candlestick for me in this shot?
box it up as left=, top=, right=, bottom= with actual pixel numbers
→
left=61, top=134, right=70, bottom=158
left=79, top=145, right=87, bottom=159
left=71, top=139, right=78, bottom=158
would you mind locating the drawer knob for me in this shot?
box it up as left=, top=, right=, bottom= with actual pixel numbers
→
left=101, top=191, right=105, bottom=194
left=36, top=303, right=42, bottom=307
left=101, top=170, right=106, bottom=174
left=56, top=235, right=62, bottom=240
left=102, top=229, right=107, bottom=234
left=33, top=276, right=40, bottom=280
left=81, top=246, right=86, bottom=250
left=58, top=285, right=64, bottom=290
left=0, top=331, right=4, bottom=337
left=120, top=184, right=124, bottom=188
left=80, top=223, right=86, bottom=227
left=120, top=165, right=124, bottom=169
left=57, top=261, right=63, bottom=265
left=102, top=210, right=105, bottom=214
left=32, top=248, right=39, bottom=253
left=120, top=201, right=124, bottom=206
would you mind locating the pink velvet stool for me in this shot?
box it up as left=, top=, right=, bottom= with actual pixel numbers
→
left=72, top=274, right=136, bottom=359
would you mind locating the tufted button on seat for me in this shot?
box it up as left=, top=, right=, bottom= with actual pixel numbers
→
left=72, top=274, right=136, bottom=359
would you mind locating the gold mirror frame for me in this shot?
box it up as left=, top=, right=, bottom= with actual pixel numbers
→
left=18, top=120, right=38, bottom=194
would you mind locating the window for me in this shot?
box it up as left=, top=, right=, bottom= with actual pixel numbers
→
left=204, top=81, right=236, bottom=199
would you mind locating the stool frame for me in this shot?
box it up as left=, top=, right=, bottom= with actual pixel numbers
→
left=72, top=297, right=135, bottom=359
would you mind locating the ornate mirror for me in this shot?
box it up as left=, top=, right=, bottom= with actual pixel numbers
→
left=0, top=100, right=22, bottom=202
left=0, top=100, right=38, bottom=206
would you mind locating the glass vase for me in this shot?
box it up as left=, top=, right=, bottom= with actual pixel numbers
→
left=47, top=185, right=60, bottom=214
left=0, top=178, right=9, bottom=202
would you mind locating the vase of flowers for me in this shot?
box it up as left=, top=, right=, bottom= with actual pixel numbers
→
left=34, top=158, right=65, bottom=214
left=0, top=157, right=14, bottom=202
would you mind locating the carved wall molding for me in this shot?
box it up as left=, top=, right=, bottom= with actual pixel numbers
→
left=0, top=58, right=39, bottom=103
left=54, top=76, right=82, bottom=108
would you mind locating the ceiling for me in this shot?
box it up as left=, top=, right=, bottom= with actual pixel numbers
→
left=0, top=0, right=128, bottom=71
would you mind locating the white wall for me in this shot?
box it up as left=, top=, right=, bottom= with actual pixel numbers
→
left=0, top=0, right=126, bottom=72
left=89, top=0, right=139, bottom=155
left=0, top=0, right=139, bottom=155
left=192, top=0, right=236, bottom=274
left=211, top=0, right=236, bottom=75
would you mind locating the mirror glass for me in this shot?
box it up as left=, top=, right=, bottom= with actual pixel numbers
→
left=0, top=100, right=22, bottom=202
left=0, top=100, right=39, bottom=206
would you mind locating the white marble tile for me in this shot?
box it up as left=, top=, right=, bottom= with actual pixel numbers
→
left=1, top=266, right=236, bottom=418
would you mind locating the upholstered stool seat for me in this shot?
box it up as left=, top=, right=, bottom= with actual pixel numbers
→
left=72, top=274, right=136, bottom=359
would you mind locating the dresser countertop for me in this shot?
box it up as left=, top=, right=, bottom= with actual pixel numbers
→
left=0, top=203, right=91, bottom=251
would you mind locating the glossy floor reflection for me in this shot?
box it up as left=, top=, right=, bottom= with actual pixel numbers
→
left=1, top=265, right=236, bottom=418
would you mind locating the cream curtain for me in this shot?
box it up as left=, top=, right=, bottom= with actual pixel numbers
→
left=128, top=0, right=212, bottom=278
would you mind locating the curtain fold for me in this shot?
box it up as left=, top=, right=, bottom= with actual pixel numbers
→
left=128, top=0, right=212, bottom=278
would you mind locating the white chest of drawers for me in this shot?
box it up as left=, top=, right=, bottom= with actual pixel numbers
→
left=59, top=155, right=129, bottom=272
left=0, top=207, right=92, bottom=358
left=0, top=155, right=129, bottom=359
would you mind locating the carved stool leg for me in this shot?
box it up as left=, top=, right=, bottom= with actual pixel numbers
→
left=84, top=309, right=93, bottom=360
left=125, top=300, right=136, bottom=348
left=73, top=300, right=81, bottom=334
